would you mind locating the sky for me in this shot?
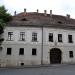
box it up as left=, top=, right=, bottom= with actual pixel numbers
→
left=0, top=0, right=75, bottom=18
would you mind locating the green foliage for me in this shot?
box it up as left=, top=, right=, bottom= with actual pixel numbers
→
left=0, top=5, right=12, bottom=34
left=0, top=6, right=12, bottom=22
left=0, top=5, right=12, bottom=43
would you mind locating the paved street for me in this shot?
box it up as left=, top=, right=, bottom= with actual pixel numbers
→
left=0, top=64, right=75, bottom=75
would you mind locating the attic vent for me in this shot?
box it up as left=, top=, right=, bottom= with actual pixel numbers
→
left=21, top=18, right=28, bottom=21
left=57, top=21, right=62, bottom=24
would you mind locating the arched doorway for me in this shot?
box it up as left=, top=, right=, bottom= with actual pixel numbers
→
left=50, top=48, right=62, bottom=64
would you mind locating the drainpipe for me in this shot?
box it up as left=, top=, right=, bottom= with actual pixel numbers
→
left=41, top=25, right=43, bottom=65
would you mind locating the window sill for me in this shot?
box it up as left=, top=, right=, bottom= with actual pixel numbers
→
left=32, top=41, right=38, bottom=42
left=32, top=55, right=37, bottom=56
left=68, top=42, right=73, bottom=43
left=19, top=54, right=24, bottom=56
left=49, top=41, right=53, bottom=42
left=6, top=40, right=13, bottom=41
left=7, top=54, right=11, bottom=56
left=58, top=41, right=63, bottom=43
left=19, top=40, right=25, bottom=41
left=70, top=57, right=73, bottom=58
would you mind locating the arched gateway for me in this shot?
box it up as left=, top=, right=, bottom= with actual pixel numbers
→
left=50, top=48, right=62, bottom=64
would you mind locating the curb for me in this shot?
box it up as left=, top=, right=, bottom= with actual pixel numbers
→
left=0, top=64, right=73, bottom=69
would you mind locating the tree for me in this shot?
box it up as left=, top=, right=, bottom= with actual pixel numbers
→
left=0, top=5, right=12, bottom=44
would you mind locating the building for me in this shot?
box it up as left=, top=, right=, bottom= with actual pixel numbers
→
left=0, top=9, right=75, bottom=67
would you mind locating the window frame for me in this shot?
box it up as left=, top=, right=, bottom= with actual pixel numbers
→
left=58, top=34, right=62, bottom=42
left=32, top=48, right=37, bottom=55
left=68, top=35, right=73, bottom=43
left=69, top=51, right=73, bottom=58
left=20, top=32, right=25, bottom=41
left=32, top=32, right=37, bottom=42
left=7, top=48, right=12, bottom=55
left=8, top=32, right=13, bottom=41
left=49, top=33, right=53, bottom=42
left=19, top=48, right=24, bottom=55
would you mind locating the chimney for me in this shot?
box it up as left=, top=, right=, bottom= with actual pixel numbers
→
left=24, top=8, right=26, bottom=13
left=37, top=9, right=39, bottom=13
left=44, top=10, right=47, bottom=16
left=66, top=14, right=70, bottom=19
left=50, top=10, right=52, bottom=16
left=14, top=11, right=16, bottom=16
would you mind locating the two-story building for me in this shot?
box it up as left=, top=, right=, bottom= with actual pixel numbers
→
left=0, top=9, right=75, bottom=67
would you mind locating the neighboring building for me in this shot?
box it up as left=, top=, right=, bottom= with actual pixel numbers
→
left=0, top=9, right=75, bottom=67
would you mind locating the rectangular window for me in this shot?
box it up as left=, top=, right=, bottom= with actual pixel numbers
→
left=0, top=47, right=2, bottom=51
left=8, top=32, right=13, bottom=41
left=20, top=32, right=25, bottom=41
left=32, top=33, right=37, bottom=42
left=19, top=48, right=24, bottom=55
left=68, top=35, right=73, bottom=43
left=32, top=48, right=37, bottom=55
left=49, top=33, right=53, bottom=42
left=69, top=51, right=73, bottom=58
left=7, top=48, right=12, bottom=55
left=58, top=34, right=62, bottom=42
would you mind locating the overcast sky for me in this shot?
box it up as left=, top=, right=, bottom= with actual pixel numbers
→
left=0, top=0, right=75, bottom=18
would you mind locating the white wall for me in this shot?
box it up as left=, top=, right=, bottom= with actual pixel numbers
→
left=1, top=26, right=42, bottom=67
left=1, top=26, right=75, bottom=67
left=4, top=27, right=42, bottom=44
left=43, top=27, right=75, bottom=64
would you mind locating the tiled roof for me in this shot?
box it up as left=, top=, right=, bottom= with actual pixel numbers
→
left=7, top=12, right=75, bottom=29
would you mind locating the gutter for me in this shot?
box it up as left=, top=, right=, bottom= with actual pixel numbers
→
left=41, top=25, right=43, bottom=65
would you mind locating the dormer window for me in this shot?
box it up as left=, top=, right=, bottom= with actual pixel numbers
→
left=21, top=18, right=28, bottom=21
left=57, top=21, right=62, bottom=24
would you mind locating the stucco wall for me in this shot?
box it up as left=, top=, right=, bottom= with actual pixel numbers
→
left=43, top=27, right=75, bottom=64
left=0, top=26, right=75, bottom=67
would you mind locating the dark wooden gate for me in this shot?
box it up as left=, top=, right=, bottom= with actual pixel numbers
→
left=50, top=48, right=61, bottom=64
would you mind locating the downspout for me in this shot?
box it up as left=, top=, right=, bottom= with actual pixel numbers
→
left=41, top=25, right=43, bottom=65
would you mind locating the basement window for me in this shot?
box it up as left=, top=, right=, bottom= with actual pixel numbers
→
left=21, top=63, right=24, bottom=66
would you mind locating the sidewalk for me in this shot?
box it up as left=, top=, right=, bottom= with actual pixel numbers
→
left=0, top=64, right=74, bottom=69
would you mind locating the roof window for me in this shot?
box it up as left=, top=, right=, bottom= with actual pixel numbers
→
left=21, top=18, right=28, bottom=21
left=57, top=21, right=62, bottom=24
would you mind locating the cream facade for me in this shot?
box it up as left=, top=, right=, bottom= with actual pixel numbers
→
left=0, top=10, right=75, bottom=67
left=0, top=26, right=75, bottom=67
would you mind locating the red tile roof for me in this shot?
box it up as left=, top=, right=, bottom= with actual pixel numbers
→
left=7, top=12, right=75, bottom=29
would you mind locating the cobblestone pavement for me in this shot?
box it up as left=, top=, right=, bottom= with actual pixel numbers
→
left=0, top=64, right=75, bottom=75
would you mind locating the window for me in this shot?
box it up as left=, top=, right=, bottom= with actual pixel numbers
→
left=0, top=47, right=2, bottom=51
left=32, top=48, right=37, bottom=55
left=20, top=63, right=24, bottom=66
left=68, top=35, right=73, bottom=43
left=8, top=32, right=13, bottom=41
left=58, top=34, right=62, bottom=42
left=21, top=18, right=28, bottom=21
left=19, top=48, right=24, bottom=55
left=57, top=21, right=62, bottom=24
left=49, top=33, right=53, bottom=42
left=69, top=51, right=73, bottom=58
left=20, top=32, right=25, bottom=41
left=32, top=33, right=37, bottom=42
left=7, top=48, right=12, bottom=55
